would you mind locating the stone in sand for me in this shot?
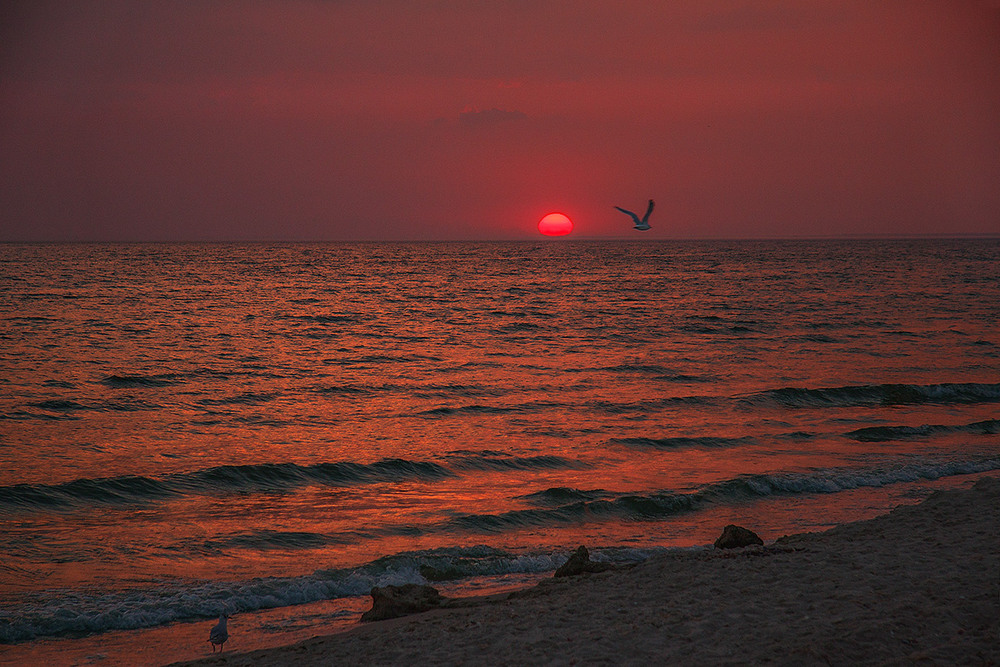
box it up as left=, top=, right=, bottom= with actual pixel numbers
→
left=714, top=524, right=764, bottom=549
left=360, top=584, right=445, bottom=622
left=555, top=546, right=591, bottom=577
left=554, top=545, right=615, bottom=577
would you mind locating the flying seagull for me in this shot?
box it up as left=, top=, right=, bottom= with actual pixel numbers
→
left=208, top=613, right=229, bottom=653
left=614, top=199, right=655, bottom=230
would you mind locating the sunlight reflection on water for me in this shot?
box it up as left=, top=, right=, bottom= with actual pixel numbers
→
left=0, top=240, right=998, bottom=660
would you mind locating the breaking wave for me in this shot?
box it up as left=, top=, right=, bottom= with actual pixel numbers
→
left=0, top=459, right=453, bottom=513
left=444, top=456, right=1000, bottom=533
left=748, top=382, right=1000, bottom=408
left=0, top=454, right=590, bottom=514
left=0, top=545, right=658, bottom=643
left=845, top=419, right=1000, bottom=442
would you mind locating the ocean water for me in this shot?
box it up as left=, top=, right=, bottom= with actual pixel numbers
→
left=1, top=240, right=998, bottom=665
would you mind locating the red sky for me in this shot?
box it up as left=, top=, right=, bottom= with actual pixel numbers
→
left=2, top=1, right=998, bottom=241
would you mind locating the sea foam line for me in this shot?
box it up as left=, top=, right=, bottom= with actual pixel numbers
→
left=443, top=456, right=1000, bottom=533
left=0, top=545, right=658, bottom=643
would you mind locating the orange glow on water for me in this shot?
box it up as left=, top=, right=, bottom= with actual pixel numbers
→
left=4, top=242, right=1000, bottom=666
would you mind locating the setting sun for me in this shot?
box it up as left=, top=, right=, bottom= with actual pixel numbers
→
left=538, top=213, right=573, bottom=236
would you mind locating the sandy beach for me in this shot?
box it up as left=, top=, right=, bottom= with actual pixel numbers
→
left=174, top=477, right=999, bottom=666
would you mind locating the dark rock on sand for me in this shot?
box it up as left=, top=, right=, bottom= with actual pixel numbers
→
left=714, top=525, right=764, bottom=549
left=554, top=546, right=615, bottom=577
left=360, top=584, right=445, bottom=622
left=555, top=546, right=591, bottom=577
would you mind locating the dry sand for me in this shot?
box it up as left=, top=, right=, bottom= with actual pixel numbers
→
left=175, top=478, right=999, bottom=666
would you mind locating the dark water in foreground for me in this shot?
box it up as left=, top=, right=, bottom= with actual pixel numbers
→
left=1, top=240, right=998, bottom=664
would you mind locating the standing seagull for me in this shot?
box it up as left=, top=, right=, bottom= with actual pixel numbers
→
left=208, top=613, right=229, bottom=653
left=614, top=199, right=655, bottom=230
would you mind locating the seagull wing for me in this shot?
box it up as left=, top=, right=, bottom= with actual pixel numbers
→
left=613, top=206, right=641, bottom=225
left=641, top=199, right=655, bottom=223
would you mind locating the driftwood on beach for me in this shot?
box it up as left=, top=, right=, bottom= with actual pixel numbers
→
left=176, top=477, right=1000, bottom=667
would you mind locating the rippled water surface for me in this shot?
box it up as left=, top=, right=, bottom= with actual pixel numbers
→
left=1, top=241, right=998, bottom=664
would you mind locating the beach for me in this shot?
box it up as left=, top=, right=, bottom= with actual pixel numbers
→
left=175, top=477, right=999, bottom=666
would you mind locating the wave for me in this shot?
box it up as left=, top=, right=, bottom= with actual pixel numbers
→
left=277, top=313, right=363, bottom=324
left=519, top=487, right=614, bottom=505
left=0, top=459, right=453, bottom=513
left=592, top=364, right=711, bottom=383
left=416, top=401, right=562, bottom=417
left=444, top=456, right=1000, bottom=533
left=311, top=384, right=375, bottom=396
left=791, top=333, right=838, bottom=343
left=692, top=459, right=1000, bottom=500
left=602, top=363, right=676, bottom=374
left=652, top=374, right=712, bottom=383
left=494, top=322, right=544, bottom=333
left=17, top=397, right=162, bottom=417
left=0, top=410, right=80, bottom=422
left=588, top=395, right=711, bottom=414
left=444, top=494, right=697, bottom=532
left=611, top=435, right=758, bottom=449
left=197, top=391, right=280, bottom=406
left=201, top=529, right=359, bottom=551
left=845, top=419, right=1000, bottom=442
left=749, top=381, right=1000, bottom=408
left=0, top=545, right=659, bottom=643
left=100, top=374, right=182, bottom=388
left=411, top=384, right=497, bottom=399
left=446, top=455, right=589, bottom=472
left=28, top=399, right=87, bottom=411
left=341, top=353, right=445, bottom=365
left=0, top=454, right=590, bottom=514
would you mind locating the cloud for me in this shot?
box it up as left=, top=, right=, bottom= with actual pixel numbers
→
left=458, top=107, right=528, bottom=128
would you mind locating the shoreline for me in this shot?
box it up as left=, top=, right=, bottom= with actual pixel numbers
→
left=173, top=477, right=1000, bottom=666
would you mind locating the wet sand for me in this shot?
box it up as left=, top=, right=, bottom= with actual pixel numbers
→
left=174, top=477, right=999, bottom=666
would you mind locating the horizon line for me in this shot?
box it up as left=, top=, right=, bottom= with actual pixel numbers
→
left=3, top=232, right=999, bottom=244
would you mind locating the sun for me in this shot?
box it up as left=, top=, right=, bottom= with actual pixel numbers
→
left=538, top=213, right=573, bottom=236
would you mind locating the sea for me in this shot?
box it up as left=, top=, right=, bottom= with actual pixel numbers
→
left=1, top=240, right=998, bottom=665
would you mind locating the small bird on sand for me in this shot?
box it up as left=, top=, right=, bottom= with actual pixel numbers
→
left=209, top=613, right=229, bottom=653
left=614, top=199, right=655, bottom=230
